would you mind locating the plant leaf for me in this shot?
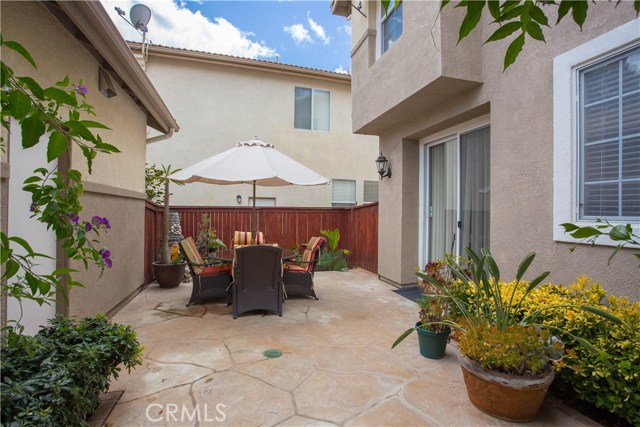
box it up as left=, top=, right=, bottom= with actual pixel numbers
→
left=526, top=21, right=545, bottom=42
left=47, top=131, right=68, bottom=162
left=529, top=4, right=549, bottom=26
left=609, top=224, right=631, bottom=241
left=9, top=90, right=31, bottom=119
left=516, top=252, right=535, bottom=282
left=2, top=40, right=37, bottom=68
left=7, top=236, right=35, bottom=255
left=485, top=21, right=522, bottom=43
left=458, top=0, right=486, bottom=43
left=581, top=305, right=622, bottom=325
left=43, top=87, right=77, bottom=106
left=391, top=327, right=416, bottom=349
left=18, top=76, right=44, bottom=100
left=21, top=115, right=45, bottom=148
left=504, top=33, right=525, bottom=70
left=560, top=223, right=579, bottom=232
left=571, top=227, right=602, bottom=239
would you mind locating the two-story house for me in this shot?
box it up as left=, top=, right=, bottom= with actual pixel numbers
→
left=136, top=44, right=380, bottom=208
left=333, top=1, right=639, bottom=298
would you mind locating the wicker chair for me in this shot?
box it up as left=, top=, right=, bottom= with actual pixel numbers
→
left=179, top=237, right=232, bottom=307
left=232, top=245, right=283, bottom=319
left=283, top=236, right=325, bottom=300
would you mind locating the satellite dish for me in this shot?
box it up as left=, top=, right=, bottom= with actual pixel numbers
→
left=130, top=4, right=151, bottom=33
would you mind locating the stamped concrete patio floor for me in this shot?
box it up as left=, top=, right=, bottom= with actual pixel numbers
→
left=106, top=269, right=598, bottom=427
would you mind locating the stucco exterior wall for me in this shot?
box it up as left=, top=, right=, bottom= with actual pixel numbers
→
left=2, top=1, right=148, bottom=317
left=144, top=52, right=379, bottom=207
left=348, top=1, right=639, bottom=299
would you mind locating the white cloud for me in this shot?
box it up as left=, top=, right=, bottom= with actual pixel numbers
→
left=307, top=12, right=330, bottom=45
left=283, top=24, right=312, bottom=45
left=339, top=24, right=352, bottom=36
left=334, top=65, right=349, bottom=74
left=102, top=0, right=276, bottom=59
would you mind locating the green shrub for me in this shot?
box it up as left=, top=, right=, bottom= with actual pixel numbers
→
left=1, top=314, right=143, bottom=426
left=317, top=250, right=348, bottom=271
left=455, top=276, right=640, bottom=425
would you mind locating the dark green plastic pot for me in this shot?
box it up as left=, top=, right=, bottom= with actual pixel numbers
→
left=415, top=322, right=451, bottom=359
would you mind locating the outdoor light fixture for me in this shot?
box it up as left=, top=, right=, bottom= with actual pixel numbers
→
left=98, top=68, right=117, bottom=98
left=237, top=195, right=242, bottom=204
left=375, top=152, right=391, bottom=180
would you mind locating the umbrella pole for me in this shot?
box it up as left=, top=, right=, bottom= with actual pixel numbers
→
left=252, top=180, right=257, bottom=238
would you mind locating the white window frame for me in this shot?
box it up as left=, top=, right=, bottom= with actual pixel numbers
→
left=331, top=179, right=357, bottom=207
left=377, top=0, right=402, bottom=59
left=294, top=86, right=331, bottom=132
left=553, top=19, right=640, bottom=246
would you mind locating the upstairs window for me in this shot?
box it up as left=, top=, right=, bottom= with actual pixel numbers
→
left=294, top=87, right=330, bottom=131
left=381, top=1, right=403, bottom=54
left=578, top=47, right=640, bottom=220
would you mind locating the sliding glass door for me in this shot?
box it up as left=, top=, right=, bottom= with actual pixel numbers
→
left=424, top=126, right=490, bottom=262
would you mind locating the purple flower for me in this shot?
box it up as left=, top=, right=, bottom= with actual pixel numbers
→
left=69, top=213, right=79, bottom=223
left=85, top=222, right=92, bottom=232
left=75, top=85, right=87, bottom=95
left=91, top=216, right=111, bottom=229
left=29, top=203, right=37, bottom=213
left=99, top=248, right=113, bottom=268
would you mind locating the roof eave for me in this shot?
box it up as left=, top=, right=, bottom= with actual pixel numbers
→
left=50, top=1, right=179, bottom=135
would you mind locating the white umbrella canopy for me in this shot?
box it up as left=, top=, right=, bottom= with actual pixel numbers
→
left=170, top=138, right=329, bottom=233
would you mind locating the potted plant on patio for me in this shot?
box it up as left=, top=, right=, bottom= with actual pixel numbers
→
left=151, top=164, right=186, bottom=288
left=196, top=213, right=226, bottom=258
left=394, top=256, right=464, bottom=359
left=393, top=248, right=621, bottom=422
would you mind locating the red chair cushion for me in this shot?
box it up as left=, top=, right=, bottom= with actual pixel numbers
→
left=201, top=264, right=231, bottom=276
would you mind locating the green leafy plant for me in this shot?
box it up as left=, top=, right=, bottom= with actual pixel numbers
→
left=441, top=0, right=640, bottom=70
left=145, top=163, right=167, bottom=205
left=1, top=38, right=117, bottom=341
left=561, top=219, right=640, bottom=265
left=318, top=228, right=351, bottom=271
left=1, top=314, right=142, bottom=426
left=392, top=248, right=621, bottom=375
left=196, top=213, right=226, bottom=257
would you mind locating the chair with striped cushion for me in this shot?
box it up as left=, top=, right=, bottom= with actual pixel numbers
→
left=179, top=237, right=232, bottom=306
left=283, top=236, right=325, bottom=300
left=232, top=231, right=264, bottom=246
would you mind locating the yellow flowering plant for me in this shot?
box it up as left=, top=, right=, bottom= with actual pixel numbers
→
left=393, top=248, right=622, bottom=376
left=169, top=243, right=182, bottom=265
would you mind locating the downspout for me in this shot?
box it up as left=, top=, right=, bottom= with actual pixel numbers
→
left=146, top=127, right=175, bottom=144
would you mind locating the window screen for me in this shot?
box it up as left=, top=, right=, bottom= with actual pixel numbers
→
left=295, top=87, right=330, bottom=131
left=579, top=47, right=640, bottom=220
left=382, top=1, right=403, bottom=54
left=331, top=179, right=356, bottom=207
left=363, top=180, right=379, bottom=203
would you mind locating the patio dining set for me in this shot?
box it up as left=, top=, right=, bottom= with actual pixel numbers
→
left=179, top=232, right=326, bottom=319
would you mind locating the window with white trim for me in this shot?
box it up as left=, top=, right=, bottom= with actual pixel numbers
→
left=331, top=179, right=356, bottom=207
left=381, top=1, right=403, bottom=54
left=552, top=20, right=640, bottom=244
left=363, top=180, right=379, bottom=203
left=579, top=48, right=640, bottom=220
left=294, top=87, right=330, bottom=131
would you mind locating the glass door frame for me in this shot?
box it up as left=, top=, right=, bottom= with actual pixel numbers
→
left=419, top=123, right=490, bottom=269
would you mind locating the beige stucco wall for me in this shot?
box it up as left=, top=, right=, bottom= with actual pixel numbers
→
left=2, top=1, right=148, bottom=317
left=144, top=52, right=379, bottom=207
left=349, top=1, right=639, bottom=299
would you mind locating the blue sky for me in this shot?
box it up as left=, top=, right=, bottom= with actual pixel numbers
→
left=103, top=0, right=352, bottom=73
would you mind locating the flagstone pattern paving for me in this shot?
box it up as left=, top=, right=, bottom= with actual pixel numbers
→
left=107, top=269, right=600, bottom=427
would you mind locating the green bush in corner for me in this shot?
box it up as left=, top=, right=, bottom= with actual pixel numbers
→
left=1, top=314, right=142, bottom=426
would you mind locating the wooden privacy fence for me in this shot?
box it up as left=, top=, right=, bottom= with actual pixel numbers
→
left=144, top=201, right=378, bottom=284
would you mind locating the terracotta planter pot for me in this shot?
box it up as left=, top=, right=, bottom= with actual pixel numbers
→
left=153, top=262, right=186, bottom=288
left=459, top=354, right=554, bottom=422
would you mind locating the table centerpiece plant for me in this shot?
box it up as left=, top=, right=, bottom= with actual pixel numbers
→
left=392, top=248, right=622, bottom=422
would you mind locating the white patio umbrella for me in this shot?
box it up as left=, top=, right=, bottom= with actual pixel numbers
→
left=170, top=138, right=329, bottom=233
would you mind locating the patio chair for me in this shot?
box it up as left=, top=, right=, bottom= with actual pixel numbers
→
left=283, top=236, right=325, bottom=300
left=179, top=237, right=232, bottom=307
left=232, top=245, right=283, bottom=319
left=233, top=231, right=264, bottom=246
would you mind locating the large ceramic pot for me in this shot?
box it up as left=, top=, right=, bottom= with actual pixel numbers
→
left=415, top=322, right=451, bottom=359
left=459, top=354, right=555, bottom=422
left=153, top=262, right=186, bottom=288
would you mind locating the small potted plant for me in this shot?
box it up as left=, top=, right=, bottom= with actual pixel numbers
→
left=150, top=164, right=186, bottom=288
